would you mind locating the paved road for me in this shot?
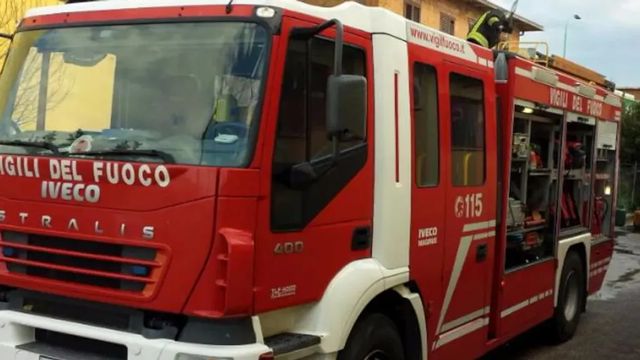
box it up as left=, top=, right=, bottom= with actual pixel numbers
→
left=484, top=230, right=640, bottom=359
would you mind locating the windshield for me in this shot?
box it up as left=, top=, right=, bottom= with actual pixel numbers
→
left=0, top=22, right=268, bottom=166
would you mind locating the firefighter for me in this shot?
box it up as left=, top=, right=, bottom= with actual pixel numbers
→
left=467, top=9, right=510, bottom=49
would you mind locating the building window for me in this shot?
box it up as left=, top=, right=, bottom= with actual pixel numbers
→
left=414, top=63, right=439, bottom=187
left=440, top=13, right=455, bottom=35
left=404, top=2, right=421, bottom=22
left=450, top=73, right=485, bottom=186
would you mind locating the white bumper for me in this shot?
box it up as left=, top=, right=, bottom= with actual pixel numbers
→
left=0, top=310, right=272, bottom=360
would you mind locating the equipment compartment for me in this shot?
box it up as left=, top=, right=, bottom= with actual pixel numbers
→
left=506, top=105, right=562, bottom=270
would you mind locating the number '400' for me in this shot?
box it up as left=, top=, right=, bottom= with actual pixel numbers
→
left=274, top=241, right=304, bottom=255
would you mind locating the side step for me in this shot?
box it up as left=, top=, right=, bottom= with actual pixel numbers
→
left=264, top=332, right=321, bottom=359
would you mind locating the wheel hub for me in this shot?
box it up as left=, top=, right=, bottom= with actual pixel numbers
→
left=564, top=270, right=579, bottom=321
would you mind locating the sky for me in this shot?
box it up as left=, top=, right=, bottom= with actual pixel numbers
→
left=492, top=0, right=640, bottom=87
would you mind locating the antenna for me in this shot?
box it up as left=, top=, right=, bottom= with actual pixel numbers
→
left=504, top=0, right=520, bottom=33
left=509, top=0, right=520, bottom=17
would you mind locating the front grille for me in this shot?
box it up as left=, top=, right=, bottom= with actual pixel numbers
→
left=0, top=231, right=160, bottom=293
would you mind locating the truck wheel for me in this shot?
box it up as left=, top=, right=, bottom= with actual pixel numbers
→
left=551, top=251, right=585, bottom=343
left=339, top=313, right=405, bottom=360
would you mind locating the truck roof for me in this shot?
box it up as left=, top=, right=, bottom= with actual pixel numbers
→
left=27, top=0, right=404, bottom=37
left=25, top=0, right=494, bottom=69
left=32, top=1, right=485, bottom=50
left=511, top=55, right=622, bottom=108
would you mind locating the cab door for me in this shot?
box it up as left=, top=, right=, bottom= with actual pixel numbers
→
left=408, top=46, right=447, bottom=352
left=431, top=62, right=497, bottom=359
left=253, top=16, right=375, bottom=313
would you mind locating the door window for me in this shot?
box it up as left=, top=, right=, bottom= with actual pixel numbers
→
left=450, top=73, right=485, bottom=186
left=271, top=36, right=367, bottom=231
left=414, top=63, right=439, bottom=187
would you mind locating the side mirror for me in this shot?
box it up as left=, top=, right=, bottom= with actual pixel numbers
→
left=326, top=74, right=367, bottom=139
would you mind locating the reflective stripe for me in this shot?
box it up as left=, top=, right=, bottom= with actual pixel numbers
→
left=500, top=299, right=529, bottom=318
left=589, top=256, right=612, bottom=277
left=463, top=220, right=496, bottom=233
left=590, top=256, right=611, bottom=269
left=487, top=17, right=500, bottom=26
left=467, top=32, right=489, bottom=47
left=437, top=220, right=496, bottom=334
left=440, top=306, right=490, bottom=333
left=515, top=67, right=534, bottom=79
left=473, top=231, right=496, bottom=240
left=500, top=289, right=554, bottom=318
left=589, top=265, right=609, bottom=278
left=434, top=317, right=489, bottom=349
left=469, top=12, right=489, bottom=36
left=436, top=235, right=474, bottom=334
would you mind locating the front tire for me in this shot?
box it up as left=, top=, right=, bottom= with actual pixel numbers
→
left=338, top=313, right=405, bottom=360
left=550, top=251, right=585, bottom=343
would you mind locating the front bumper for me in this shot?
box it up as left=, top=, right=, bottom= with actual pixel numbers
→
left=0, top=310, right=272, bottom=360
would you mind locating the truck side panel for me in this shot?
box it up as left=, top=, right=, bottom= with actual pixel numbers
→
left=589, top=239, right=614, bottom=294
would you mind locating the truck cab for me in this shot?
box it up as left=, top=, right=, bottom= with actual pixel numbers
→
left=0, top=1, right=376, bottom=359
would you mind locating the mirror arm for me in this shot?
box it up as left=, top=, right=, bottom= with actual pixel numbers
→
left=327, top=20, right=343, bottom=76
left=0, top=33, right=12, bottom=40
left=291, top=19, right=344, bottom=75
left=322, top=19, right=344, bottom=159
left=291, top=19, right=345, bottom=163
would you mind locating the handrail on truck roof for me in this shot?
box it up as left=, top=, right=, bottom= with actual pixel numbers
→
left=497, top=41, right=550, bottom=67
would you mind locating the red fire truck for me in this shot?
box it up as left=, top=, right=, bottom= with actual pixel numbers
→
left=0, top=0, right=621, bottom=359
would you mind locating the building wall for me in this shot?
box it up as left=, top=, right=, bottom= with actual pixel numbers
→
left=619, top=89, right=640, bottom=101
left=412, top=0, right=478, bottom=39
left=303, top=0, right=521, bottom=43
left=1, top=1, right=63, bottom=65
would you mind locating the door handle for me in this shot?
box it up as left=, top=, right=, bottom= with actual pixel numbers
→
left=351, top=226, right=372, bottom=251
left=476, top=243, right=488, bottom=262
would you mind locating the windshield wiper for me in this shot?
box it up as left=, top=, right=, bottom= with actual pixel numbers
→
left=69, top=149, right=175, bottom=163
left=0, top=140, right=60, bottom=154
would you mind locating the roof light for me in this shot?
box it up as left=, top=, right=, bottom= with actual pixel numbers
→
left=532, top=67, right=558, bottom=86
left=577, top=83, right=596, bottom=99
left=605, top=94, right=622, bottom=107
left=522, top=107, right=534, bottom=114
left=256, top=7, right=276, bottom=18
